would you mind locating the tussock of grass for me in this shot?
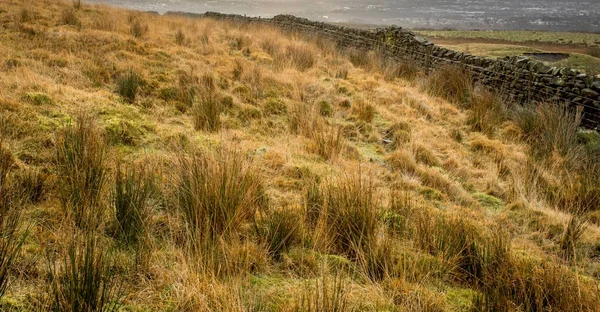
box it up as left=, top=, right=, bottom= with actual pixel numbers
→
left=310, top=126, right=345, bottom=161
left=0, top=143, right=27, bottom=301
left=352, top=100, right=375, bottom=123
left=425, top=66, right=473, bottom=105
left=474, top=250, right=600, bottom=311
left=586, top=46, right=600, bottom=58
left=15, top=168, right=45, bottom=203
left=386, top=149, right=417, bottom=174
left=49, top=235, right=120, bottom=312
left=414, top=213, right=485, bottom=284
left=192, top=74, right=222, bottom=131
left=383, top=59, right=420, bottom=82
left=176, top=149, right=266, bottom=242
left=61, top=9, right=80, bottom=26
left=346, top=48, right=374, bottom=69
left=294, top=272, right=348, bottom=312
left=129, top=18, right=148, bottom=38
left=317, top=174, right=377, bottom=259
left=285, top=43, right=316, bottom=71
left=55, top=114, right=107, bottom=229
left=413, top=144, right=440, bottom=167
left=304, top=180, right=324, bottom=226
left=263, top=98, right=288, bottom=116
left=113, top=163, right=155, bottom=246
left=175, top=29, right=186, bottom=46
left=467, top=89, right=507, bottom=135
left=289, top=102, right=322, bottom=138
left=115, top=69, right=143, bottom=103
left=256, top=208, right=303, bottom=261
left=559, top=215, right=587, bottom=261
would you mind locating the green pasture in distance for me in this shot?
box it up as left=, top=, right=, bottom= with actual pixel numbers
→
left=438, top=43, right=600, bottom=76
left=415, top=30, right=600, bottom=46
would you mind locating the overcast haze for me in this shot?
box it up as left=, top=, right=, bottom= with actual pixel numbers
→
left=85, top=0, right=600, bottom=32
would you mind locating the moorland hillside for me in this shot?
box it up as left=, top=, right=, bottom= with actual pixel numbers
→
left=0, top=0, right=600, bottom=310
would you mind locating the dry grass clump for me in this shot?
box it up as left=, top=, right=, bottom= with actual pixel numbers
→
left=414, top=214, right=488, bottom=284
left=412, top=210, right=600, bottom=311
left=61, top=9, right=80, bottom=26
left=260, top=36, right=281, bottom=56
left=467, top=89, right=507, bottom=135
left=304, top=181, right=324, bottom=226
left=510, top=103, right=600, bottom=213
left=346, top=48, right=376, bottom=70
left=559, top=215, right=587, bottom=261
left=256, top=208, right=303, bottom=261
left=383, top=59, right=420, bottom=82
left=128, top=17, right=148, bottom=38
left=49, top=235, right=120, bottom=312
left=0, top=144, right=13, bottom=208
left=15, top=168, right=46, bottom=203
left=175, top=29, right=186, bottom=46
left=586, top=46, right=600, bottom=58
left=55, top=114, right=107, bottom=229
left=192, top=74, right=222, bottom=131
left=84, top=57, right=115, bottom=88
left=386, top=149, right=417, bottom=174
left=115, top=69, right=143, bottom=103
left=174, top=149, right=268, bottom=277
left=72, top=0, right=82, bottom=10
left=413, top=144, right=440, bottom=167
left=352, top=100, right=376, bottom=123
left=0, top=143, right=27, bottom=301
left=175, top=149, right=266, bottom=243
left=425, top=65, right=473, bottom=105
left=315, top=174, right=378, bottom=259
left=510, top=104, right=583, bottom=163
left=286, top=43, right=317, bottom=71
left=310, top=126, right=345, bottom=161
left=294, top=272, right=348, bottom=312
left=383, top=122, right=412, bottom=150
left=113, top=163, right=155, bottom=246
left=263, top=98, right=288, bottom=116
left=174, top=70, right=199, bottom=107
left=289, top=102, right=322, bottom=137
left=474, top=250, right=600, bottom=311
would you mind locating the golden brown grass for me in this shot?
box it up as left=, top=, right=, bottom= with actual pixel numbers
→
left=0, top=0, right=599, bottom=310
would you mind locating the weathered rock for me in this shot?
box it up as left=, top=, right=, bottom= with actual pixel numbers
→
left=582, top=88, right=600, bottom=99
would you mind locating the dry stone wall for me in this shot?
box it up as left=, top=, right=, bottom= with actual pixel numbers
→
left=199, top=12, right=600, bottom=129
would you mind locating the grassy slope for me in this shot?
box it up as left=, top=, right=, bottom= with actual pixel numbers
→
left=0, top=0, right=599, bottom=311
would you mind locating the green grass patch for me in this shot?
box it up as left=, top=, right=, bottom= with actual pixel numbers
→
left=21, top=92, right=53, bottom=105
left=473, top=192, right=503, bottom=211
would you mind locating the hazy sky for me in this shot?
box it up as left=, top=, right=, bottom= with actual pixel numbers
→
left=85, top=0, right=600, bottom=31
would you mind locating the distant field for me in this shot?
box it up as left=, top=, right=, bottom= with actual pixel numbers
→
left=416, top=30, right=600, bottom=76
left=434, top=42, right=600, bottom=76
left=414, top=30, right=600, bottom=46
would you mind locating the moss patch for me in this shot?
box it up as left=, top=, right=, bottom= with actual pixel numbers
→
left=21, top=92, right=53, bottom=105
left=473, top=192, right=503, bottom=211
